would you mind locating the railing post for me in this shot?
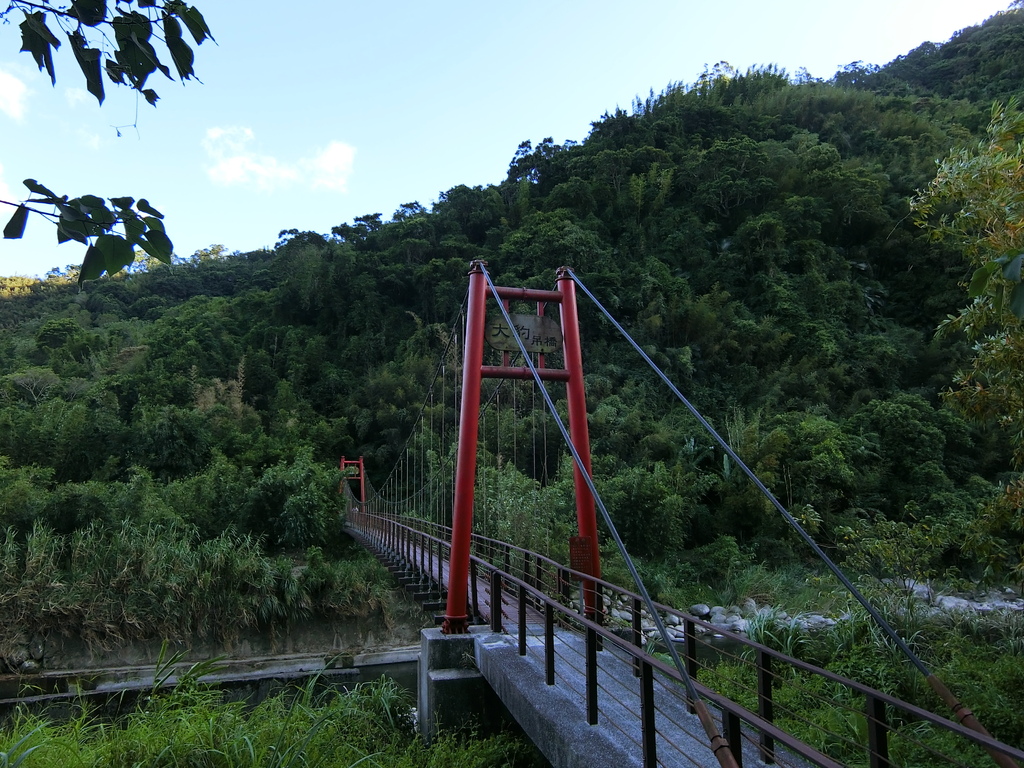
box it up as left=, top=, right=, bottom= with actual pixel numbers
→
left=470, top=560, right=479, bottom=621
left=545, top=602, right=555, bottom=686
left=640, top=659, right=657, bottom=767
left=439, top=539, right=445, bottom=589
left=757, top=648, right=775, bottom=764
left=684, top=618, right=699, bottom=714
left=490, top=571, right=503, bottom=632
left=559, top=567, right=570, bottom=602
left=723, top=709, right=743, bottom=768
left=867, top=694, right=891, bottom=768
left=586, top=625, right=598, bottom=725
left=632, top=597, right=643, bottom=677
left=438, top=540, right=447, bottom=601
left=518, top=583, right=527, bottom=656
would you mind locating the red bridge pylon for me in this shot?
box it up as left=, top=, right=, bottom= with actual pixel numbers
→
left=444, top=262, right=601, bottom=634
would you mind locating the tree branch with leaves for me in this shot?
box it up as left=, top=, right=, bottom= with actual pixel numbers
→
left=1, top=0, right=212, bottom=283
left=912, top=98, right=1024, bottom=459
left=913, top=98, right=1024, bottom=585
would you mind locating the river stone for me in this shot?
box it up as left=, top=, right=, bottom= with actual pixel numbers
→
left=802, top=615, right=836, bottom=631
left=913, top=583, right=934, bottom=602
left=28, top=635, right=44, bottom=661
left=726, top=617, right=748, bottom=633
left=739, top=597, right=757, bottom=616
left=935, top=595, right=973, bottom=612
left=3, top=633, right=29, bottom=669
left=989, top=598, right=1024, bottom=611
left=689, top=604, right=711, bottom=618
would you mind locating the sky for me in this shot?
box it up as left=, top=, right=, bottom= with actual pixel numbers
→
left=0, top=0, right=1016, bottom=278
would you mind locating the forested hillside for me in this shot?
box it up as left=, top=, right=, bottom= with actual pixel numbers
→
left=3, top=9, right=1024, bottom=592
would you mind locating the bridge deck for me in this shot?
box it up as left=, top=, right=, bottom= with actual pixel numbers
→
left=347, top=515, right=1024, bottom=768
left=352, top=523, right=816, bottom=767
left=475, top=625, right=787, bottom=768
left=349, top=525, right=546, bottom=626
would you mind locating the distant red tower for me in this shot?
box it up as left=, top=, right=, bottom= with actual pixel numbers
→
left=339, top=456, right=366, bottom=507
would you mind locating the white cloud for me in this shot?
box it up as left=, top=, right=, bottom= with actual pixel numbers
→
left=304, top=141, right=356, bottom=192
left=203, top=127, right=300, bottom=191
left=77, top=129, right=102, bottom=151
left=0, top=69, right=28, bottom=121
left=202, top=127, right=354, bottom=193
left=64, top=87, right=92, bottom=109
left=205, top=126, right=256, bottom=156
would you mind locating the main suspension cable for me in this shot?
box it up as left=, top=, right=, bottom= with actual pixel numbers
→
left=479, top=264, right=737, bottom=768
left=568, top=270, right=1020, bottom=768
left=567, top=269, right=928, bottom=675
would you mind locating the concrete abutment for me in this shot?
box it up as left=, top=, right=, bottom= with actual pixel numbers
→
left=417, top=627, right=509, bottom=744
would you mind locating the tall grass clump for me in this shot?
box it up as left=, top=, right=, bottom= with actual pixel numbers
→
left=0, top=677, right=544, bottom=767
left=0, top=522, right=399, bottom=661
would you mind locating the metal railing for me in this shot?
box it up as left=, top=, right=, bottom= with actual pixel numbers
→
left=346, top=508, right=1024, bottom=768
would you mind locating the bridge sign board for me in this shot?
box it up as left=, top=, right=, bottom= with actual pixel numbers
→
left=486, top=313, right=562, bottom=354
left=569, top=535, right=593, bottom=574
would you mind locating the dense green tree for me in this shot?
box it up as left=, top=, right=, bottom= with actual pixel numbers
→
left=0, top=10, right=1022, bottom=587
left=913, top=98, right=1024, bottom=582
left=914, top=100, right=1024, bottom=459
left=246, top=449, right=340, bottom=549
left=853, top=9, right=1024, bottom=104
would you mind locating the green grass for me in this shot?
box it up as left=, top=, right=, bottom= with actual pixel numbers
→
left=700, top=659, right=997, bottom=768
left=694, top=594, right=1024, bottom=767
left=624, top=556, right=1024, bottom=766
left=0, top=522, right=401, bottom=658
left=0, top=677, right=544, bottom=768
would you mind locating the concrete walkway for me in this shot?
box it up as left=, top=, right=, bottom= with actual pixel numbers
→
left=355, top=523, right=824, bottom=767
left=473, top=625, right=791, bottom=768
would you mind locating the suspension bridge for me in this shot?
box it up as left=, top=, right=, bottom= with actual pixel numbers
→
left=341, top=261, right=1024, bottom=768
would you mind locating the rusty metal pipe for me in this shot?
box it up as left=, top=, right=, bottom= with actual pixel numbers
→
left=695, top=700, right=740, bottom=768
left=928, top=675, right=1020, bottom=768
